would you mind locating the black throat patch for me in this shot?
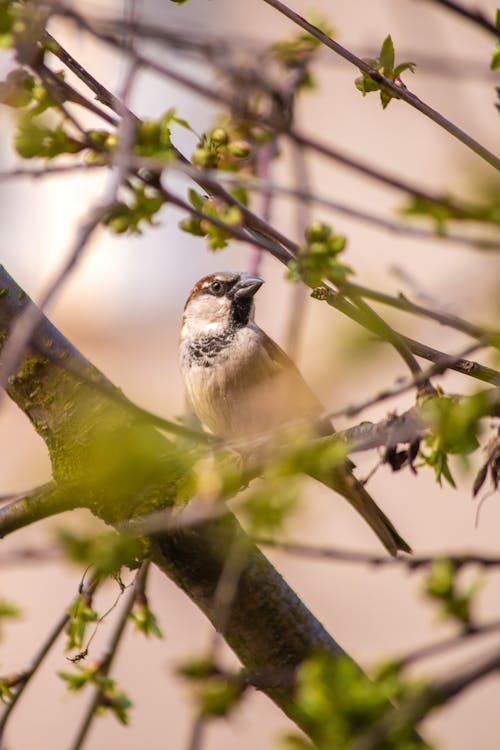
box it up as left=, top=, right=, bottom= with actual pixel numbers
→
left=230, top=297, right=253, bottom=328
left=187, top=329, right=236, bottom=367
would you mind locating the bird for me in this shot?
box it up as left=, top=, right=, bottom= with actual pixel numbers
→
left=179, top=271, right=411, bottom=556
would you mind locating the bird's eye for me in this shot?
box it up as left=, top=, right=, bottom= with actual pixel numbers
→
left=210, top=280, right=224, bottom=295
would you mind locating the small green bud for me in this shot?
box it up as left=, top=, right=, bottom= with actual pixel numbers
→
left=109, top=216, right=130, bottom=234
left=192, top=147, right=213, bottom=167
left=210, top=127, right=228, bottom=145
left=227, top=140, right=251, bottom=158
left=105, top=134, right=118, bottom=149
left=305, top=221, right=330, bottom=243
left=308, top=241, right=327, bottom=256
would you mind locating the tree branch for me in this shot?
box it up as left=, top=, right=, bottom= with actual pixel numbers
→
left=418, top=0, right=499, bottom=37
left=0, top=483, right=78, bottom=539
left=261, top=0, right=500, bottom=170
left=0, top=265, right=367, bottom=742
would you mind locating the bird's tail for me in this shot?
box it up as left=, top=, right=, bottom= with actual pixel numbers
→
left=310, top=466, right=412, bottom=556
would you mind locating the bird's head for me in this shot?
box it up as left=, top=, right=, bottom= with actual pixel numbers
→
left=181, top=272, right=264, bottom=339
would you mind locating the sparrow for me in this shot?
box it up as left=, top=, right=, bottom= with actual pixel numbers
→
left=179, top=271, right=411, bottom=556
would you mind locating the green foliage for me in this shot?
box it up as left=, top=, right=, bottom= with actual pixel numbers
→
left=0, top=1, right=21, bottom=48
left=0, top=68, right=34, bottom=107
left=425, top=390, right=488, bottom=453
left=190, top=448, right=246, bottom=502
left=178, top=657, right=216, bottom=680
left=0, top=68, right=88, bottom=159
left=286, top=652, right=428, bottom=750
left=491, top=11, right=500, bottom=70
left=133, top=109, right=184, bottom=159
left=423, top=558, right=480, bottom=627
left=242, top=477, right=299, bottom=535
left=271, top=13, right=333, bottom=90
left=179, top=189, right=243, bottom=250
left=57, top=528, right=144, bottom=578
left=400, top=195, right=500, bottom=229
left=179, top=658, right=244, bottom=719
left=419, top=434, right=457, bottom=488
left=0, top=678, right=14, bottom=704
left=103, top=184, right=164, bottom=234
left=242, top=432, right=347, bottom=535
left=288, top=221, right=351, bottom=287
left=59, top=665, right=132, bottom=724
left=65, top=593, right=99, bottom=652
left=191, top=125, right=253, bottom=174
left=355, top=34, right=416, bottom=109
left=0, top=598, right=20, bottom=638
left=15, top=115, right=84, bottom=158
left=130, top=602, right=163, bottom=639
left=419, top=392, right=488, bottom=487
left=197, top=676, right=243, bottom=718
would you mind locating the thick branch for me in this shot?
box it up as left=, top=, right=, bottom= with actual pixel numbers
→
left=0, top=265, right=357, bottom=739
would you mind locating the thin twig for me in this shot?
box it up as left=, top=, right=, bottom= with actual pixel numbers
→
left=348, top=646, right=500, bottom=750
left=0, top=576, right=99, bottom=746
left=7, top=160, right=497, bottom=250
left=0, top=51, right=139, bottom=394
left=178, top=169, right=499, bottom=251
left=43, top=30, right=135, bottom=124
left=401, top=334, right=500, bottom=385
left=342, top=281, right=500, bottom=344
left=325, top=343, right=482, bottom=420
left=255, top=537, right=500, bottom=569
left=400, top=618, right=500, bottom=668
left=418, top=0, right=499, bottom=37
left=248, top=140, right=278, bottom=276
left=47, top=13, right=496, bottom=223
left=261, top=0, right=500, bottom=170
left=69, top=565, right=144, bottom=750
left=284, top=141, right=311, bottom=358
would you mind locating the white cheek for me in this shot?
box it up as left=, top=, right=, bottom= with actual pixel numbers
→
left=181, top=295, right=230, bottom=337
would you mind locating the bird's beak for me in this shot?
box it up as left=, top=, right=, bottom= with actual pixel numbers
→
left=230, top=275, right=264, bottom=299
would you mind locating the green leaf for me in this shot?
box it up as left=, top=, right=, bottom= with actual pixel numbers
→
left=0, top=598, right=20, bottom=639
left=59, top=666, right=95, bottom=691
left=103, top=184, right=165, bottom=235
left=188, top=188, right=207, bottom=211
left=198, top=677, right=243, bottom=718
left=491, top=43, right=500, bottom=70
left=271, top=12, right=333, bottom=90
left=242, top=478, right=298, bottom=535
left=423, top=558, right=481, bottom=626
left=57, top=528, right=144, bottom=577
left=65, top=594, right=99, bottom=651
left=130, top=603, right=163, bottom=639
left=288, top=221, right=350, bottom=287
left=14, top=116, right=84, bottom=159
left=380, top=35, right=395, bottom=71
left=104, top=691, right=132, bottom=724
left=354, top=34, right=416, bottom=108
left=288, top=652, right=429, bottom=749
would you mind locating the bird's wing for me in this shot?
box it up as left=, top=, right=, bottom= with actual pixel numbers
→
left=257, top=329, right=333, bottom=437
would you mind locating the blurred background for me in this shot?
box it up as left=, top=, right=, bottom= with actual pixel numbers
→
left=0, top=0, right=499, bottom=747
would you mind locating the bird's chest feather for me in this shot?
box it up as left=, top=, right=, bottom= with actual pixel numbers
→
left=180, top=328, right=274, bottom=437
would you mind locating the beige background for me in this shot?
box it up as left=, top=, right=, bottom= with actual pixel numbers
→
left=0, top=0, right=499, bottom=748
